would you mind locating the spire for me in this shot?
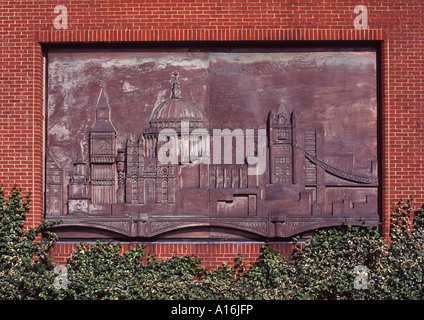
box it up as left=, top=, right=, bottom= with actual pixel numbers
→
left=277, top=96, right=290, bottom=119
left=275, top=95, right=292, bottom=126
left=90, top=86, right=116, bottom=132
left=96, top=87, right=110, bottom=119
left=170, top=71, right=182, bottom=99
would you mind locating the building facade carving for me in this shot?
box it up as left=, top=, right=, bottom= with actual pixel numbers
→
left=45, top=70, right=379, bottom=239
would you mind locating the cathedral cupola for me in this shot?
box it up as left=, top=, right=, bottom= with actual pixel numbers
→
left=149, top=71, right=203, bottom=131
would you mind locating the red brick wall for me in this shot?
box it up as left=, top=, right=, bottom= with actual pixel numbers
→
left=1, top=0, right=422, bottom=268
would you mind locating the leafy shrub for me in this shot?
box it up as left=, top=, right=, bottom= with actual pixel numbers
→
left=141, top=253, right=206, bottom=299
left=240, top=245, right=296, bottom=299
left=193, top=255, right=248, bottom=299
left=54, top=241, right=146, bottom=299
left=51, top=240, right=207, bottom=300
left=2, top=184, right=424, bottom=300
left=0, top=185, right=58, bottom=299
left=386, top=197, right=424, bottom=299
left=290, top=225, right=390, bottom=299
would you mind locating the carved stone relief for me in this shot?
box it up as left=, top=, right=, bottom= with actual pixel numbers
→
left=45, top=45, right=379, bottom=239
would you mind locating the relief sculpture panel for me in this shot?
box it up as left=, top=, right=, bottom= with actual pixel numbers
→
left=45, top=45, right=379, bottom=239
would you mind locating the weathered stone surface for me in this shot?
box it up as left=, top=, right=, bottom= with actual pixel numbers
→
left=45, top=47, right=379, bottom=239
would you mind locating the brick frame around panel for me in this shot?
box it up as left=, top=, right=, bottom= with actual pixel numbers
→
left=37, top=28, right=388, bottom=266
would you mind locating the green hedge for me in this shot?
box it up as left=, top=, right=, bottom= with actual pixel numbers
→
left=1, top=185, right=424, bottom=300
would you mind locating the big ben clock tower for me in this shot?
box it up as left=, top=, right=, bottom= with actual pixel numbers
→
left=89, top=87, right=117, bottom=204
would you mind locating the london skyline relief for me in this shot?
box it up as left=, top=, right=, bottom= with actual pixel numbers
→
left=45, top=46, right=379, bottom=239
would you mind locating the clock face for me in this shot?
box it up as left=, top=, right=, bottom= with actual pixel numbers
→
left=94, top=139, right=111, bottom=154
